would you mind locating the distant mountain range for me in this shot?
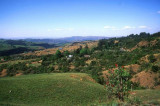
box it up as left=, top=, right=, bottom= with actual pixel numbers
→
left=23, top=36, right=109, bottom=44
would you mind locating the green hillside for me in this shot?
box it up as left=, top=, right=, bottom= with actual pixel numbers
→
left=0, top=73, right=107, bottom=106
left=0, top=39, right=57, bottom=56
left=0, top=32, right=160, bottom=105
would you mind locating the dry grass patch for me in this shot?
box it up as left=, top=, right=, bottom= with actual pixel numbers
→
left=0, top=69, right=7, bottom=77
left=124, top=64, right=141, bottom=73
left=15, top=72, right=23, bottom=77
left=70, top=74, right=96, bottom=83
left=131, top=71, right=159, bottom=88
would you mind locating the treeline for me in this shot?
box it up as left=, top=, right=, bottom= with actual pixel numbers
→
left=0, top=47, right=31, bottom=56
left=98, top=32, right=160, bottom=50
left=96, top=32, right=160, bottom=66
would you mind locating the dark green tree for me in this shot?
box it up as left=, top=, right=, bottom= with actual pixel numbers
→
left=64, top=50, right=70, bottom=56
left=148, top=54, right=156, bottom=63
left=55, top=50, right=62, bottom=59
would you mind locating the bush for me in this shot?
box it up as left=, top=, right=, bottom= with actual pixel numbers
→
left=154, top=77, right=160, bottom=86
left=105, top=64, right=130, bottom=101
left=152, top=65, right=159, bottom=73
left=148, top=54, right=156, bottom=63
left=55, top=50, right=62, bottom=59
left=127, top=96, right=142, bottom=105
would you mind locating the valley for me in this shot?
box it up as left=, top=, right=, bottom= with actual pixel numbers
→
left=0, top=32, right=160, bottom=105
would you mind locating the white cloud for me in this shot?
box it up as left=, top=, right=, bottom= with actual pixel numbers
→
left=104, top=25, right=149, bottom=31
left=104, top=26, right=115, bottom=29
left=157, top=11, right=160, bottom=14
left=104, top=25, right=136, bottom=30
left=123, top=26, right=135, bottom=29
left=138, top=26, right=147, bottom=29
left=104, top=26, right=111, bottom=29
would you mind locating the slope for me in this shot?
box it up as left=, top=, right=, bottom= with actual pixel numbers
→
left=0, top=73, right=107, bottom=106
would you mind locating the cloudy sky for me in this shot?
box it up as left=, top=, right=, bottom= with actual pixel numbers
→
left=0, top=0, right=160, bottom=38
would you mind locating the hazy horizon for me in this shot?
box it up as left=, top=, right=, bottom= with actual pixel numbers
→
left=0, top=0, right=160, bottom=39
left=0, top=35, right=110, bottom=40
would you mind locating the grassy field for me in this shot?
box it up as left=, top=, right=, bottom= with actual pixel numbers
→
left=133, top=89, right=160, bottom=105
left=1, top=73, right=160, bottom=106
left=0, top=73, right=107, bottom=106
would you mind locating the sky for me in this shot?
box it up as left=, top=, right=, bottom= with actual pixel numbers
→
left=0, top=0, right=160, bottom=39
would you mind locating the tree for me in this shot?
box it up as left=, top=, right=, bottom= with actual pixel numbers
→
left=80, top=48, right=87, bottom=56
left=148, top=54, right=156, bottom=63
left=106, top=64, right=130, bottom=101
left=98, top=39, right=106, bottom=49
left=74, top=46, right=82, bottom=54
left=152, top=65, right=159, bottom=73
left=84, top=45, right=88, bottom=49
left=55, top=50, right=62, bottom=59
left=80, top=45, right=90, bottom=56
left=64, top=50, right=70, bottom=56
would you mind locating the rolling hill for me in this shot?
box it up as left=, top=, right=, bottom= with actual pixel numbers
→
left=0, top=39, right=57, bottom=56
left=0, top=32, right=160, bottom=105
left=0, top=73, right=107, bottom=106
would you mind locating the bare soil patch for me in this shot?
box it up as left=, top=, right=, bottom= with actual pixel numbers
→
left=70, top=65, right=75, bottom=70
left=124, top=64, right=141, bottom=73
left=15, top=72, right=23, bottom=76
left=0, top=69, right=7, bottom=77
left=131, top=71, right=159, bottom=88
left=131, top=41, right=149, bottom=51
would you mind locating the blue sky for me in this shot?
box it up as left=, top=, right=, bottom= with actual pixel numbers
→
left=0, top=0, right=160, bottom=38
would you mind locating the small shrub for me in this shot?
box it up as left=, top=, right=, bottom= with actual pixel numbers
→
left=105, top=64, right=130, bottom=101
left=154, top=77, right=160, bottom=86
left=152, top=65, right=159, bottom=73
left=148, top=54, right=156, bottom=63
left=141, top=63, right=151, bottom=70
left=131, top=82, right=146, bottom=90
left=127, top=96, right=142, bottom=105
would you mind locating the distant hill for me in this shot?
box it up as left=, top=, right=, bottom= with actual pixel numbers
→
left=60, top=36, right=109, bottom=42
left=0, top=39, right=57, bottom=56
left=23, top=36, right=109, bottom=44
left=0, top=36, right=108, bottom=56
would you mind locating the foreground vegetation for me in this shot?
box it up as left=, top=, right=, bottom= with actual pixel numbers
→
left=0, top=73, right=107, bottom=106
left=0, top=73, right=160, bottom=105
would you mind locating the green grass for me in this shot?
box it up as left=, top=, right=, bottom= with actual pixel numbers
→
left=133, top=89, right=160, bottom=104
left=0, top=73, right=107, bottom=106
left=95, top=89, right=160, bottom=105
left=1, top=73, right=159, bottom=106
left=0, top=43, right=13, bottom=51
left=0, top=59, right=37, bottom=65
left=29, top=63, right=41, bottom=67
